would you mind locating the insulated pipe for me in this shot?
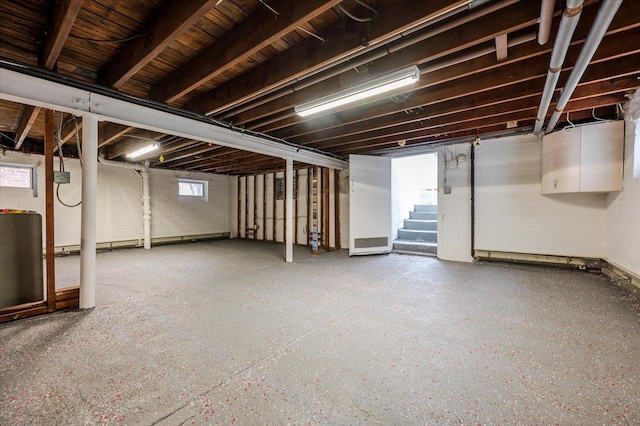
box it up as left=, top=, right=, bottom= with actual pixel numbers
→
left=538, top=0, right=555, bottom=45
left=98, top=156, right=152, bottom=249
left=285, top=157, right=294, bottom=263
left=544, top=0, right=623, bottom=134
left=80, top=113, right=98, bottom=310
left=533, top=0, right=584, bottom=135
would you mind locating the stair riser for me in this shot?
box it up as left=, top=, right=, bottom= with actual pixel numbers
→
left=398, top=230, right=438, bottom=242
left=393, top=242, right=437, bottom=255
left=414, top=204, right=438, bottom=212
left=404, top=220, right=437, bottom=231
left=409, top=211, right=437, bottom=220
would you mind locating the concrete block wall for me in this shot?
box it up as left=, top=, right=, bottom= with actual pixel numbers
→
left=0, top=151, right=230, bottom=247
left=606, top=119, right=640, bottom=276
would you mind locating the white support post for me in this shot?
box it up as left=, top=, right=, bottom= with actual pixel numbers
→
left=79, top=113, right=98, bottom=309
left=285, top=157, right=294, bottom=263
left=141, top=161, right=151, bottom=249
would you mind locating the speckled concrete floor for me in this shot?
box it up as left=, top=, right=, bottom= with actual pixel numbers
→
left=1, top=240, right=639, bottom=425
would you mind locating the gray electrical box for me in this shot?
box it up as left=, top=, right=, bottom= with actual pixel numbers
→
left=54, top=171, right=71, bottom=184
left=443, top=186, right=452, bottom=194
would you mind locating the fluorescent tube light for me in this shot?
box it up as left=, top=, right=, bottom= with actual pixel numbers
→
left=294, top=66, right=420, bottom=117
left=127, top=143, right=158, bottom=159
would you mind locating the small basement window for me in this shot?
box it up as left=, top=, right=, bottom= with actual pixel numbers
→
left=178, top=178, right=208, bottom=202
left=0, top=163, right=38, bottom=197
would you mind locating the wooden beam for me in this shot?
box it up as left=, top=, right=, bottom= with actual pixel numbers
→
left=44, top=110, right=56, bottom=313
left=335, top=95, right=627, bottom=155
left=99, top=123, right=134, bottom=148
left=232, top=1, right=540, bottom=126
left=100, top=0, right=219, bottom=88
left=151, top=0, right=342, bottom=103
left=272, top=173, right=277, bottom=242
left=294, top=169, right=298, bottom=245
left=237, top=176, right=242, bottom=238
left=184, top=0, right=468, bottom=115
left=495, top=34, right=508, bottom=61
left=323, top=167, right=330, bottom=251
left=245, top=176, right=249, bottom=239
left=334, top=169, right=341, bottom=250
left=307, top=168, right=312, bottom=247
left=263, top=173, right=267, bottom=241
left=254, top=0, right=640, bottom=133
left=14, top=106, right=40, bottom=149
left=41, top=0, right=84, bottom=69
left=268, top=25, right=640, bottom=139
left=253, top=175, right=257, bottom=239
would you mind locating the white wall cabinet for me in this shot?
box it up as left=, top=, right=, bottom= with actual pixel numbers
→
left=541, top=120, right=624, bottom=194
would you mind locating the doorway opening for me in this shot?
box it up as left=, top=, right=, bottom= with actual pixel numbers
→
left=391, top=153, right=438, bottom=256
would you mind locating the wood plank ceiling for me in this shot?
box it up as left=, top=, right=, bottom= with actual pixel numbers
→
left=1, top=0, right=639, bottom=175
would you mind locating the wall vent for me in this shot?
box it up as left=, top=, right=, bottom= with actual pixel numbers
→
left=354, top=237, right=388, bottom=249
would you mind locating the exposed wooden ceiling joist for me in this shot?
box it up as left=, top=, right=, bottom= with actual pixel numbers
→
left=99, top=0, right=221, bottom=88
left=149, top=0, right=343, bottom=104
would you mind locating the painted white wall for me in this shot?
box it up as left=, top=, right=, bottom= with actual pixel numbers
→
left=475, top=133, right=608, bottom=258
left=0, top=151, right=230, bottom=247
left=606, top=119, right=640, bottom=276
left=437, top=143, right=473, bottom=262
left=391, top=153, right=437, bottom=240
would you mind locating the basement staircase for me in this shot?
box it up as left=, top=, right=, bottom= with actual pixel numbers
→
left=393, top=204, right=438, bottom=256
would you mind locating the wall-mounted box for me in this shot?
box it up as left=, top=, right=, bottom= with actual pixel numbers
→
left=541, top=120, right=624, bottom=194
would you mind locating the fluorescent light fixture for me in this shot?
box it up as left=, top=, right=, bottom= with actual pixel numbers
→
left=294, top=66, right=420, bottom=117
left=127, top=143, right=158, bottom=159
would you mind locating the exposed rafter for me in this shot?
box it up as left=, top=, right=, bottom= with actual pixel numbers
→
left=184, top=0, right=469, bottom=115
left=150, top=0, right=343, bottom=103
left=99, top=0, right=220, bottom=88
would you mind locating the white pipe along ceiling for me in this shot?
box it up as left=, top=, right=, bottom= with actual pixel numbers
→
left=533, top=0, right=584, bottom=135
left=544, top=0, right=623, bottom=134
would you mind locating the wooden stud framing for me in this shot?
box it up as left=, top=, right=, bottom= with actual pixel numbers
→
left=237, top=176, right=242, bottom=238
left=253, top=175, right=257, bottom=239
left=263, top=173, right=267, bottom=241
left=14, top=106, right=40, bottom=150
left=323, top=167, right=330, bottom=251
left=283, top=168, right=287, bottom=246
left=294, top=169, right=299, bottom=245
left=334, top=169, right=341, bottom=249
left=44, top=110, right=56, bottom=313
left=272, top=172, right=277, bottom=242
left=245, top=176, right=250, bottom=239
left=307, top=168, right=312, bottom=246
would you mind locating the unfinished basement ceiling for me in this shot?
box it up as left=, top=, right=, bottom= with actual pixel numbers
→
left=1, top=0, right=639, bottom=175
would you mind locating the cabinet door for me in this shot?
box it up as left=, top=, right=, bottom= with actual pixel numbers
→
left=579, top=120, right=624, bottom=192
left=541, top=129, right=581, bottom=194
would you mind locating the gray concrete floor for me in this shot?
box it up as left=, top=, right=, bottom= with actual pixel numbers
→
left=1, top=240, right=639, bottom=425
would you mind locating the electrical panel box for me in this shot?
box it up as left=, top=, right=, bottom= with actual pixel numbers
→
left=54, top=171, right=71, bottom=184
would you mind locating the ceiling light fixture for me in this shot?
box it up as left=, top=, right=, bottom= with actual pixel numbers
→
left=127, top=143, right=158, bottom=159
left=294, top=65, right=421, bottom=117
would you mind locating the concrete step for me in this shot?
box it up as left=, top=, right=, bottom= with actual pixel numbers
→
left=409, top=211, right=437, bottom=220
left=397, top=229, right=438, bottom=243
left=414, top=204, right=438, bottom=212
left=393, top=240, right=437, bottom=256
left=404, top=219, right=437, bottom=231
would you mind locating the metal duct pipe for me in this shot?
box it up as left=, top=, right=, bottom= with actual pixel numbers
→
left=98, top=156, right=152, bottom=250
left=538, top=0, right=555, bottom=44
left=533, top=0, right=584, bottom=135
left=544, top=0, right=623, bottom=134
